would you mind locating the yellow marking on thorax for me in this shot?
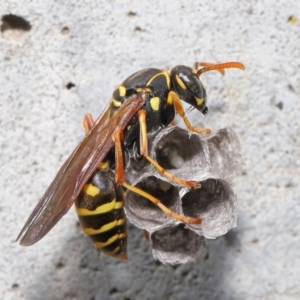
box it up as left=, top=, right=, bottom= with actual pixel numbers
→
left=127, top=125, right=132, bottom=131
left=76, top=198, right=119, bottom=216
left=136, top=87, right=152, bottom=94
left=97, top=160, right=109, bottom=170
left=83, top=219, right=125, bottom=235
left=118, top=85, right=126, bottom=97
left=195, top=97, right=204, bottom=106
left=147, top=70, right=171, bottom=89
left=111, top=99, right=122, bottom=107
left=175, top=74, right=186, bottom=90
left=93, top=233, right=126, bottom=248
left=166, top=92, right=173, bottom=105
left=150, top=97, right=160, bottom=111
left=83, top=183, right=100, bottom=197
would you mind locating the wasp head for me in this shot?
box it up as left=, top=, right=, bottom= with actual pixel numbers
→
left=170, top=65, right=208, bottom=115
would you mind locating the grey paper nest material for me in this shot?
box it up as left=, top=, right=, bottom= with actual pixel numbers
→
left=125, top=126, right=242, bottom=264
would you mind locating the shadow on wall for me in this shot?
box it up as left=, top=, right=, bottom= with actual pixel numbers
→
left=23, top=221, right=241, bottom=300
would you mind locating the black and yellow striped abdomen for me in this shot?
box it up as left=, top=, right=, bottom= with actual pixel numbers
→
left=75, top=170, right=127, bottom=260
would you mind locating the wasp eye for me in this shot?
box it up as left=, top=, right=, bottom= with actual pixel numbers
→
left=202, top=106, right=208, bottom=115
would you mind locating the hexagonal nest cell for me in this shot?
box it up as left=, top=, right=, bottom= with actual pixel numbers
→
left=122, top=125, right=241, bottom=264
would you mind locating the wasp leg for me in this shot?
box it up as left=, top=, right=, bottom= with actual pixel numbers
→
left=82, top=104, right=112, bottom=134
left=143, top=230, right=150, bottom=241
left=112, top=125, right=202, bottom=225
left=138, top=109, right=200, bottom=188
left=112, top=126, right=126, bottom=184
left=168, top=91, right=212, bottom=135
left=123, top=182, right=202, bottom=225
left=82, top=113, right=111, bottom=171
left=82, top=113, right=95, bottom=134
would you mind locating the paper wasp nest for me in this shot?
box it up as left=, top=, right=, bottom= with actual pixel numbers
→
left=125, top=126, right=242, bottom=264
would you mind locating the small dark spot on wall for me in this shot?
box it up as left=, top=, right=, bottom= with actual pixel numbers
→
left=247, top=8, right=253, bottom=15
left=287, top=84, right=295, bottom=93
left=56, top=261, right=65, bottom=269
left=127, top=12, right=137, bottom=18
left=204, top=252, right=209, bottom=260
left=66, top=82, right=76, bottom=89
left=134, top=26, right=143, bottom=32
left=12, top=283, right=19, bottom=289
left=170, top=264, right=179, bottom=270
left=64, top=293, right=76, bottom=299
left=61, top=26, right=70, bottom=35
left=1, top=14, right=31, bottom=32
left=79, top=257, right=88, bottom=269
left=155, top=260, right=162, bottom=266
left=109, top=288, right=118, bottom=294
left=181, top=270, right=188, bottom=277
left=276, top=101, right=283, bottom=110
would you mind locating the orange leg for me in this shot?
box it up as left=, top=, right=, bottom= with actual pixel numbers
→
left=82, top=113, right=110, bottom=171
left=138, top=109, right=201, bottom=188
left=112, top=126, right=126, bottom=185
left=82, top=104, right=112, bottom=134
left=122, top=182, right=201, bottom=225
left=82, top=113, right=95, bottom=134
left=168, top=91, right=212, bottom=135
left=82, top=112, right=202, bottom=224
left=112, top=125, right=201, bottom=225
left=143, top=230, right=150, bottom=241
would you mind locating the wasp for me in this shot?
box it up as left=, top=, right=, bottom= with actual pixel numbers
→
left=17, top=61, right=245, bottom=260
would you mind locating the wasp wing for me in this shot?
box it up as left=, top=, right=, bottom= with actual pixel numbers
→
left=17, top=94, right=147, bottom=246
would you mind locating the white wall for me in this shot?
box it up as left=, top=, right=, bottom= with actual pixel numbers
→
left=1, top=1, right=300, bottom=299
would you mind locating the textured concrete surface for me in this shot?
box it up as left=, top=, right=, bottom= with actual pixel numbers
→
left=1, top=1, right=300, bottom=299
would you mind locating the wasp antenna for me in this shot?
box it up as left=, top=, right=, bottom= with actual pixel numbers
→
left=196, top=62, right=245, bottom=77
left=194, top=62, right=225, bottom=75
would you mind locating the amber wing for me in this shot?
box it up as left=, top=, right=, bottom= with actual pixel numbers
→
left=16, top=94, right=147, bottom=246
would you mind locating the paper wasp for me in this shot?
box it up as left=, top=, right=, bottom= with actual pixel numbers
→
left=17, top=61, right=244, bottom=260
